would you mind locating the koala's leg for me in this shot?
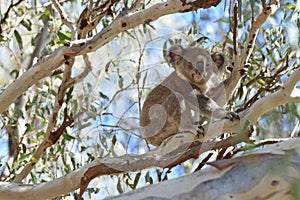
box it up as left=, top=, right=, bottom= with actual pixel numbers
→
left=142, top=92, right=182, bottom=146
left=157, top=131, right=200, bottom=155
left=170, top=92, right=205, bottom=137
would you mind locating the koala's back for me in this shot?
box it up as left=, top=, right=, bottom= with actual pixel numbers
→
left=140, top=72, right=191, bottom=146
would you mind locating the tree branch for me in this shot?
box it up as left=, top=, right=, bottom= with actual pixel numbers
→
left=216, top=0, right=280, bottom=105
left=0, top=0, right=221, bottom=113
left=0, top=0, right=23, bottom=35
left=1, top=70, right=299, bottom=196
left=51, top=0, right=75, bottom=36
left=1, top=136, right=300, bottom=200
left=205, top=65, right=300, bottom=141
left=110, top=138, right=300, bottom=200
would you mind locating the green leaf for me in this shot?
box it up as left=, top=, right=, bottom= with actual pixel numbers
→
left=216, top=18, right=230, bottom=23
left=133, top=172, right=141, bottom=189
left=142, top=72, right=148, bottom=90
left=21, top=19, right=32, bottom=31
left=250, top=0, right=255, bottom=12
left=99, top=91, right=109, bottom=101
left=80, top=146, right=87, bottom=152
left=162, top=40, right=168, bottom=61
left=117, top=178, right=124, bottom=193
left=112, top=135, right=117, bottom=145
left=105, top=61, right=111, bottom=73
left=21, top=143, right=27, bottom=153
left=17, top=7, right=24, bottom=15
left=37, top=131, right=45, bottom=138
left=39, top=9, right=50, bottom=20
left=196, top=36, right=209, bottom=45
left=118, top=75, right=123, bottom=89
left=168, top=38, right=174, bottom=45
left=30, top=172, right=38, bottom=184
left=63, top=133, right=75, bottom=141
left=145, top=171, right=153, bottom=184
left=15, top=108, right=24, bottom=118
left=44, top=81, right=49, bottom=87
left=66, top=87, right=74, bottom=103
left=10, top=69, right=20, bottom=78
left=124, top=30, right=135, bottom=39
left=14, top=154, right=28, bottom=169
left=57, top=31, right=71, bottom=42
left=14, top=30, right=23, bottom=50
left=125, top=178, right=133, bottom=188
left=266, top=48, right=277, bottom=66
left=49, top=89, right=57, bottom=96
left=257, top=78, right=266, bottom=86
left=226, top=38, right=234, bottom=45
left=286, top=5, right=296, bottom=9
left=25, top=123, right=33, bottom=133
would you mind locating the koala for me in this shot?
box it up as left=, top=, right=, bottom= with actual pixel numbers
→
left=211, top=52, right=225, bottom=70
left=140, top=45, right=239, bottom=146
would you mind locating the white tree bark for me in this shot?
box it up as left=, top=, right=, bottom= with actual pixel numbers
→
left=109, top=138, right=300, bottom=200
left=0, top=67, right=299, bottom=199
left=1, top=138, right=300, bottom=200
left=0, top=0, right=222, bottom=113
left=1, top=0, right=297, bottom=199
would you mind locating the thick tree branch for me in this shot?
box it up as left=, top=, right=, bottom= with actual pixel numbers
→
left=110, top=139, right=300, bottom=200
left=3, top=70, right=299, bottom=197
left=216, top=0, right=280, bottom=105
left=1, top=0, right=221, bottom=181
left=204, top=65, right=300, bottom=140
left=1, top=75, right=299, bottom=197
left=0, top=0, right=221, bottom=113
left=1, top=137, right=300, bottom=200
left=1, top=0, right=297, bottom=199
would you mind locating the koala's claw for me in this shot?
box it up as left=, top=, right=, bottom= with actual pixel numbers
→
left=196, top=125, right=205, bottom=138
left=225, top=112, right=240, bottom=121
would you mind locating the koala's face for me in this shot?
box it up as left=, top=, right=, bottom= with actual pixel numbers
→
left=168, top=45, right=217, bottom=85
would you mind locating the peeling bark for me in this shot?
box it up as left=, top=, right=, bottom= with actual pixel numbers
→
left=109, top=139, right=300, bottom=200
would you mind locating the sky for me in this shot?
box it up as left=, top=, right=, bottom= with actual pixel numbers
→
left=0, top=0, right=299, bottom=198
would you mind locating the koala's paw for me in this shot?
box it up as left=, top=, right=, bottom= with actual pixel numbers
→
left=225, top=111, right=240, bottom=121
left=196, top=125, right=205, bottom=138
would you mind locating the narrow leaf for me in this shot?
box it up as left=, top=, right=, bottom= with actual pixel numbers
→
left=117, top=178, right=124, bottom=193
left=14, top=30, right=23, bottom=50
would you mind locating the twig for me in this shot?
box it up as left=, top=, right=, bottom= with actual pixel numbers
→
left=51, top=0, right=75, bottom=37
left=231, top=138, right=289, bottom=156
left=290, top=120, right=299, bottom=138
left=0, top=0, right=224, bottom=113
left=0, top=0, right=23, bottom=34
left=233, top=3, right=238, bottom=56
left=220, top=0, right=280, bottom=105
left=239, top=64, right=289, bottom=112
left=194, top=152, right=213, bottom=172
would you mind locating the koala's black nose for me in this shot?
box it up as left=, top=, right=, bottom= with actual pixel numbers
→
left=196, top=61, right=205, bottom=73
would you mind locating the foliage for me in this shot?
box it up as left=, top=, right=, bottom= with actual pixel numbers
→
left=0, top=0, right=299, bottom=199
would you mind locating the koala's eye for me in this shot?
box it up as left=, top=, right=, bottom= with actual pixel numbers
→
left=185, top=61, right=194, bottom=70
left=196, top=61, right=205, bottom=73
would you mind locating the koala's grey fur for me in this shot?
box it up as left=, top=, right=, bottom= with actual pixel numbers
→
left=140, top=45, right=239, bottom=146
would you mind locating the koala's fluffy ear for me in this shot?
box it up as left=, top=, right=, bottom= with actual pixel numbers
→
left=168, top=45, right=183, bottom=64
left=211, top=52, right=225, bottom=69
